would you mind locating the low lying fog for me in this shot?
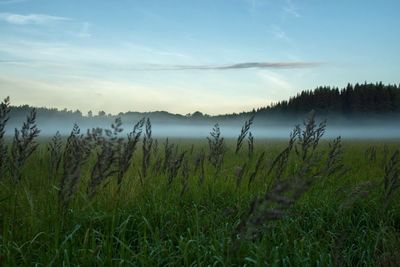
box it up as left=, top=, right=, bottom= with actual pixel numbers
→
left=5, top=121, right=400, bottom=139
left=151, top=124, right=400, bottom=139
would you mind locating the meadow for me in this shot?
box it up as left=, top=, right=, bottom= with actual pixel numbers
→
left=0, top=97, right=399, bottom=266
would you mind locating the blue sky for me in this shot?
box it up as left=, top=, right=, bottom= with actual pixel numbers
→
left=0, top=0, right=399, bottom=115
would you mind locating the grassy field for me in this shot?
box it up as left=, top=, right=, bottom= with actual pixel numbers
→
left=0, top=110, right=400, bottom=266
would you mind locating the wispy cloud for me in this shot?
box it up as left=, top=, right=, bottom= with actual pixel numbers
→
left=0, top=38, right=322, bottom=72
left=0, top=54, right=323, bottom=72
left=0, top=13, right=70, bottom=25
left=129, top=61, right=323, bottom=71
left=0, top=39, right=195, bottom=70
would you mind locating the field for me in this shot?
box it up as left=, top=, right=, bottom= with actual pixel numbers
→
left=0, top=109, right=400, bottom=266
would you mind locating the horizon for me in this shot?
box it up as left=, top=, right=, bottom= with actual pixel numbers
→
left=1, top=0, right=400, bottom=115
left=6, top=81, right=400, bottom=117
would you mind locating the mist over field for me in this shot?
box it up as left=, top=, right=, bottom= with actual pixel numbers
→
left=5, top=115, right=400, bottom=139
left=148, top=124, right=400, bottom=139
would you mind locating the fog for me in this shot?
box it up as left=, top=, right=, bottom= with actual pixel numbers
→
left=5, top=119, right=400, bottom=140
left=150, top=124, right=400, bottom=139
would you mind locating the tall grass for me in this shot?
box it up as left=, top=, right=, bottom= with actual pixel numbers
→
left=235, top=114, right=254, bottom=154
left=10, top=108, right=40, bottom=182
left=0, top=98, right=399, bottom=266
left=207, top=123, right=224, bottom=171
left=0, top=96, right=11, bottom=179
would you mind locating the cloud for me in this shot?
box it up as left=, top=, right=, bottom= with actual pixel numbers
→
left=130, top=61, right=323, bottom=71
left=0, top=36, right=322, bottom=77
left=0, top=13, right=70, bottom=25
left=0, top=40, right=322, bottom=72
left=0, top=56, right=323, bottom=72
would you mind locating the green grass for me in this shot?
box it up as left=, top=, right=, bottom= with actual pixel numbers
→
left=0, top=138, right=400, bottom=266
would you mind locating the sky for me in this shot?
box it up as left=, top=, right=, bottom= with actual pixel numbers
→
left=0, top=0, right=399, bottom=115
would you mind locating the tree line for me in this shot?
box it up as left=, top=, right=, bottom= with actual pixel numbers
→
left=5, top=82, right=400, bottom=125
left=257, top=82, right=400, bottom=115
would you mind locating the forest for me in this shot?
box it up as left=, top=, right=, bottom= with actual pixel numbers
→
left=8, top=82, right=400, bottom=123
left=259, top=82, right=400, bottom=115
